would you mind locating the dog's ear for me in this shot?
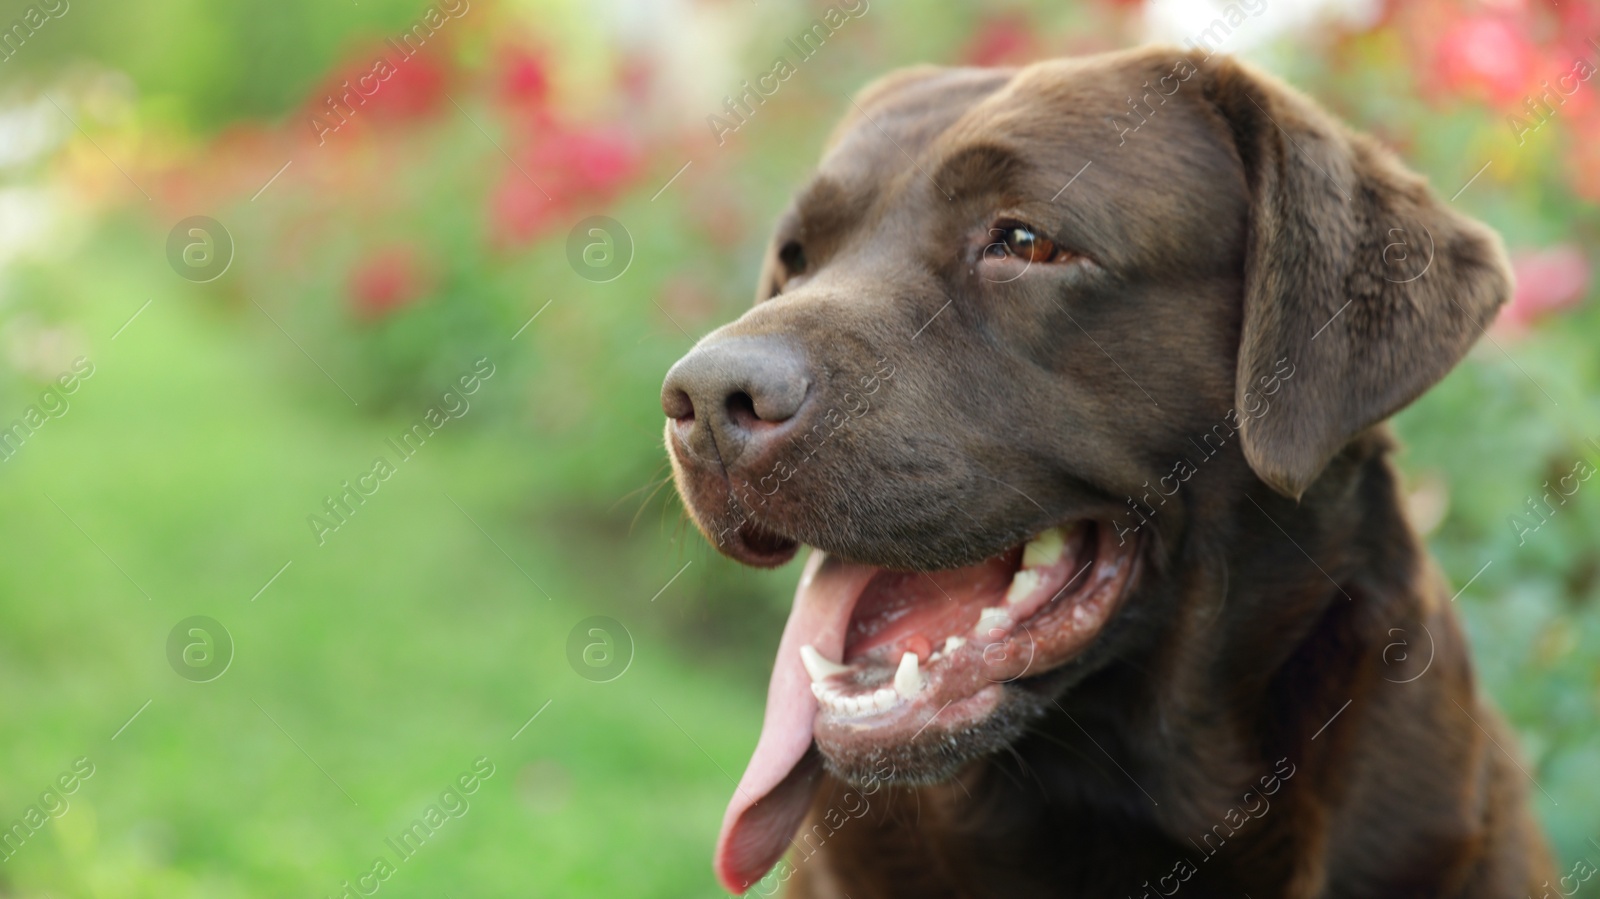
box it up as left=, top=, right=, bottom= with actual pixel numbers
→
left=1199, top=55, right=1511, bottom=500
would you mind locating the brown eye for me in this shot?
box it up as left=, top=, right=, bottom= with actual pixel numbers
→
left=998, top=223, right=1049, bottom=262
left=992, top=223, right=1057, bottom=264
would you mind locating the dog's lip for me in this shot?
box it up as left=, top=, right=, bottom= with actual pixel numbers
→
left=713, top=520, right=1139, bottom=893
left=723, top=519, right=800, bottom=568
left=809, top=520, right=1131, bottom=756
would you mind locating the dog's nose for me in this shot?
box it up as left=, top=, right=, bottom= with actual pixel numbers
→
left=662, top=337, right=811, bottom=469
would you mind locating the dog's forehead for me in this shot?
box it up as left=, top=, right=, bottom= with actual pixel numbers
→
left=817, top=54, right=1201, bottom=184
left=795, top=51, right=1245, bottom=270
left=816, top=66, right=1016, bottom=183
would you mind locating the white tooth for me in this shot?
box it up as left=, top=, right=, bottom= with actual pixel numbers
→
left=976, top=607, right=1012, bottom=638
left=1005, top=568, right=1043, bottom=606
left=799, top=551, right=824, bottom=589
left=874, top=687, right=898, bottom=711
left=943, top=636, right=967, bottom=654
left=1022, top=527, right=1066, bottom=569
left=894, top=651, right=925, bottom=699
left=800, top=644, right=851, bottom=683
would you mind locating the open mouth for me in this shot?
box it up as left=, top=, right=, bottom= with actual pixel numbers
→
left=713, top=519, right=1139, bottom=893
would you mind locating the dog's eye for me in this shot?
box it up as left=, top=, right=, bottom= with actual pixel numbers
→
left=779, top=240, right=807, bottom=276
left=985, top=222, right=1059, bottom=264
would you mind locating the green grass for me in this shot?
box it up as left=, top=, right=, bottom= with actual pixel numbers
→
left=0, top=235, right=783, bottom=898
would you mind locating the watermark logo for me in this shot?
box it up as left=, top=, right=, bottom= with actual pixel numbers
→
left=166, top=615, right=234, bottom=683
left=1381, top=225, right=1434, bottom=284
left=565, top=216, right=633, bottom=283
left=1381, top=624, right=1436, bottom=684
left=566, top=616, right=633, bottom=682
left=167, top=216, right=234, bottom=282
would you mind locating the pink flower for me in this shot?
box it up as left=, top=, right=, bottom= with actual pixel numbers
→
left=499, top=46, right=550, bottom=108
left=534, top=127, right=640, bottom=197
left=1435, top=15, right=1537, bottom=108
left=488, top=126, right=640, bottom=248
left=1497, top=245, right=1591, bottom=332
left=963, top=18, right=1037, bottom=67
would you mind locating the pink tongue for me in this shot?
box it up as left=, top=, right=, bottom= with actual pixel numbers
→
left=713, top=550, right=878, bottom=894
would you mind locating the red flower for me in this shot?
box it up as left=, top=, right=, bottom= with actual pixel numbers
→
left=305, top=46, right=448, bottom=146
left=1497, top=245, right=1591, bottom=332
left=348, top=244, right=430, bottom=320
left=368, top=52, right=447, bottom=120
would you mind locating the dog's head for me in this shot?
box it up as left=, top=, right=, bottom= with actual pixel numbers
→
left=661, top=47, right=1509, bottom=892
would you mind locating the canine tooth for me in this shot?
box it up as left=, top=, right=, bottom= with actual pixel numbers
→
left=976, top=607, right=1012, bottom=637
left=894, top=651, right=925, bottom=698
left=800, top=644, right=851, bottom=683
left=1005, top=568, right=1043, bottom=605
left=943, top=636, right=966, bottom=654
left=1022, top=527, right=1067, bottom=569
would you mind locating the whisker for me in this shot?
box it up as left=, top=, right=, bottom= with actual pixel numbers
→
left=629, top=475, right=676, bottom=534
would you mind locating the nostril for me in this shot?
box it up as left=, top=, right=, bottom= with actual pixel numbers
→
left=663, top=388, right=695, bottom=422
left=726, top=391, right=759, bottom=428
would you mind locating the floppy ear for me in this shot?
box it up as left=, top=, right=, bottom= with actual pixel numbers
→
left=1199, top=56, right=1512, bottom=500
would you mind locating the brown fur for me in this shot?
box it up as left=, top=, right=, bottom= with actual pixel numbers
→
left=663, top=47, right=1554, bottom=897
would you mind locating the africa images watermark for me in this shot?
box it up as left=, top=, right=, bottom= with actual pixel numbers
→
left=1110, top=356, right=1295, bottom=546
left=307, top=357, right=496, bottom=545
left=1122, top=756, right=1297, bottom=899
left=705, top=0, right=869, bottom=147
left=1109, top=0, right=1268, bottom=147
left=0, top=356, right=95, bottom=465
left=1508, top=437, right=1599, bottom=546
left=742, top=754, right=897, bottom=897
left=1507, top=36, right=1600, bottom=147
left=0, top=756, right=95, bottom=863
left=0, top=0, right=67, bottom=63
left=308, top=0, right=470, bottom=145
left=1532, top=850, right=1599, bottom=899
left=328, top=756, right=496, bottom=898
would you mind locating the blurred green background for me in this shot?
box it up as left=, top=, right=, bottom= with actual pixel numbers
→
left=0, top=0, right=1596, bottom=895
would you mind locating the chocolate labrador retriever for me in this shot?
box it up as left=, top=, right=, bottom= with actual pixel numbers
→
left=661, top=46, right=1555, bottom=898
